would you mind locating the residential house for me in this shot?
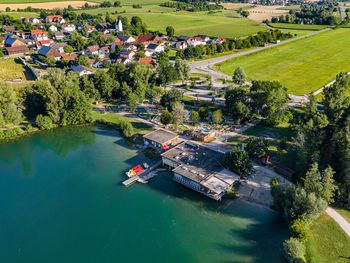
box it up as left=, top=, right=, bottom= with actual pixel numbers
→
left=119, top=49, right=136, bottom=60
left=146, top=43, right=164, bottom=55
left=212, top=36, right=225, bottom=44
left=53, top=31, right=64, bottom=41
left=71, top=65, right=93, bottom=77
left=3, top=25, right=15, bottom=33
left=187, top=35, right=209, bottom=47
left=5, top=46, right=29, bottom=56
left=98, top=46, right=110, bottom=59
left=138, top=57, right=155, bottom=67
left=96, top=23, right=111, bottom=33
left=38, top=46, right=61, bottom=60
left=46, top=15, right=65, bottom=24
left=5, top=36, right=26, bottom=47
left=60, top=53, right=77, bottom=62
left=86, top=45, right=99, bottom=56
left=49, top=25, right=58, bottom=32
left=37, top=39, right=54, bottom=48
left=50, top=42, right=67, bottom=53
left=176, top=41, right=187, bottom=50
left=24, top=17, right=40, bottom=25
left=134, top=34, right=163, bottom=46
left=119, top=35, right=136, bottom=43
left=31, top=30, right=48, bottom=41
left=62, top=24, right=76, bottom=32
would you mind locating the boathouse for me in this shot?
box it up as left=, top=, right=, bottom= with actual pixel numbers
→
left=143, top=129, right=180, bottom=150
left=161, top=141, right=239, bottom=201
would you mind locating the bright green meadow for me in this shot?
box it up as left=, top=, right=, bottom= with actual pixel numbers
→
left=214, top=28, right=350, bottom=95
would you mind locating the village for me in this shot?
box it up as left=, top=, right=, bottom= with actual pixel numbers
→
left=0, top=14, right=227, bottom=78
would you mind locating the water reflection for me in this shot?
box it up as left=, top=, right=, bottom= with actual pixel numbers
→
left=0, top=126, right=96, bottom=176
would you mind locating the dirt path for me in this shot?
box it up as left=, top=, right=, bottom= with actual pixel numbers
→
left=326, top=207, right=350, bottom=237
left=0, top=1, right=97, bottom=10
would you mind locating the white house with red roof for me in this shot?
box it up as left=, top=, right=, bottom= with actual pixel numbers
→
left=31, top=30, right=48, bottom=41
left=62, top=24, right=76, bottom=32
left=46, top=15, right=65, bottom=24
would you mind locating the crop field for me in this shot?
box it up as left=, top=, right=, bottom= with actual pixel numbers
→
left=0, top=11, right=39, bottom=18
left=0, top=0, right=164, bottom=5
left=213, top=28, right=350, bottom=95
left=269, top=23, right=330, bottom=31
left=0, top=1, right=97, bottom=10
left=75, top=7, right=267, bottom=37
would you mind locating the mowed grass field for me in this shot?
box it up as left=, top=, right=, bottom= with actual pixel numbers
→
left=0, top=58, right=27, bottom=82
left=75, top=6, right=267, bottom=37
left=306, top=213, right=350, bottom=263
left=214, top=28, right=350, bottom=95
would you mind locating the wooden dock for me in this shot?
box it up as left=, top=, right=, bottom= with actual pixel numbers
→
left=122, top=160, right=162, bottom=187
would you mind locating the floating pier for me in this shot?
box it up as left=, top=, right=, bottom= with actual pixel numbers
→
left=122, top=160, right=162, bottom=187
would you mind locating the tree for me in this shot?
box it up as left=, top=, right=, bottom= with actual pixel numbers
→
left=212, top=109, right=223, bottom=124
left=190, top=110, right=200, bottom=124
left=35, top=114, right=53, bottom=130
left=174, top=59, right=190, bottom=84
left=245, top=137, right=269, bottom=159
left=114, top=1, right=121, bottom=7
left=198, top=106, right=209, bottom=120
left=232, top=66, right=246, bottom=86
left=92, top=70, right=116, bottom=100
left=157, top=53, right=178, bottom=86
left=5, top=7, right=10, bottom=12
left=0, top=84, right=22, bottom=127
left=126, top=93, right=139, bottom=111
left=166, top=25, right=175, bottom=37
left=283, top=238, right=306, bottom=263
left=77, top=55, right=90, bottom=67
left=64, top=45, right=74, bottom=53
left=119, top=119, right=134, bottom=138
left=160, top=110, right=173, bottom=125
left=160, top=89, right=183, bottom=111
left=224, top=146, right=252, bottom=176
left=172, top=102, right=188, bottom=124
left=225, top=88, right=251, bottom=124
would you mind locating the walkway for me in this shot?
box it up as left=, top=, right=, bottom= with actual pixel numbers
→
left=326, top=207, right=350, bottom=237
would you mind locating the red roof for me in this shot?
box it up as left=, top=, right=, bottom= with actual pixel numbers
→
left=5, top=46, right=29, bottom=56
left=38, top=39, right=53, bottom=45
left=138, top=57, right=154, bottom=66
left=87, top=45, right=99, bottom=52
left=114, top=38, right=123, bottom=46
left=61, top=53, right=77, bottom=61
left=31, top=29, right=47, bottom=37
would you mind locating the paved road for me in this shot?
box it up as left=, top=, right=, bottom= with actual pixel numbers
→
left=326, top=207, right=350, bottom=237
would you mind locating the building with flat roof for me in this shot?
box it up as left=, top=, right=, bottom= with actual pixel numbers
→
left=161, top=141, right=239, bottom=201
left=143, top=129, right=180, bottom=150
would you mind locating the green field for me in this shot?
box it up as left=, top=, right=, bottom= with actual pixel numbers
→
left=214, top=28, right=350, bottom=95
left=269, top=23, right=329, bottom=31
left=0, top=58, right=28, bottom=82
left=75, top=6, right=267, bottom=37
left=0, top=0, right=163, bottom=5
left=0, top=11, right=39, bottom=18
left=306, top=213, right=350, bottom=263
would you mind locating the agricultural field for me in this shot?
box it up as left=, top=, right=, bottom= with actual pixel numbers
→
left=213, top=28, right=350, bottom=95
left=0, top=11, right=39, bottom=18
left=269, top=23, right=330, bottom=31
left=0, top=1, right=98, bottom=10
left=75, top=6, right=267, bottom=37
left=306, top=213, right=350, bottom=263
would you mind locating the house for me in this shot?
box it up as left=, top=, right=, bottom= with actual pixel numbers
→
left=46, top=15, right=65, bottom=24
left=134, top=34, right=163, bottom=46
left=31, top=29, right=48, bottom=41
left=86, top=25, right=96, bottom=33
left=53, top=31, right=64, bottom=40
left=98, top=46, right=109, bottom=59
left=146, top=43, right=164, bottom=55
left=24, top=17, right=40, bottom=25
left=3, top=25, right=15, bottom=33
left=5, top=37, right=26, bottom=47
left=143, top=129, right=180, bottom=150
left=38, top=46, right=61, bottom=60
left=192, top=128, right=216, bottom=143
left=119, top=35, right=136, bottom=43
left=62, top=24, right=76, bottom=32
left=37, top=39, right=54, bottom=47
left=5, top=46, right=29, bottom=56
left=60, top=53, right=77, bottom=61
left=176, top=41, right=187, bottom=50
left=49, top=25, right=58, bottom=32
left=50, top=42, right=67, bottom=53
left=19, top=31, right=32, bottom=40
left=96, top=23, right=111, bottom=32
left=178, top=36, right=189, bottom=41
left=71, top=65, right=93, bottom=77
left=161, top=141, right=240, bottom=201
left=86, top=45, right=99, bottom=56
left=119, top=49, right=136, bottom=60
left=212, top=36, right=225, bottom=44
left=89, top=58, right=104, bottom=68
left=187, top=35, right=209, bottom=47
left=138, top=57, right=155, bottom=67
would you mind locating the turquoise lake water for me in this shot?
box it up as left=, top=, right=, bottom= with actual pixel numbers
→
left=0, top=126, right=288, bottom=263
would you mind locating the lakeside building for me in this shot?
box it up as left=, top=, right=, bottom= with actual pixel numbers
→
left=161, top=141, right=239, bottom=201
left=143, top=129, right=180, bottom=150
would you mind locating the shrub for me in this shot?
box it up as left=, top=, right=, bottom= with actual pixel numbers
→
left=290, top=218, right=309, bottom=242
left=283, top=237, right=306, bottom=263
left=270, top=177, right=281, bottom=187
left=119, top=120, right=134, bottom=138
left=224, top=146, right=252, bottom=176
left=35, top=115, right=53, bottom=130
left=245, top=137, right=269, bottom=159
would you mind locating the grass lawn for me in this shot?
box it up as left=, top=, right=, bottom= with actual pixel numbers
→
left=0, top=11, right=39, bottom=18
left=306, top=213, right=350, bottom=263
left=334, top=208, right=350, bottom=223
left=0, top=0, right=163, bottom=4
left=213, top=28, right=350, bottom=95
left=92, top=111, right=153, bottom=135
left=75, top=7, right=267, bottom=37
left=0, top=58, right=30, bottom=82
left=269, top=23, right=329, bottom=31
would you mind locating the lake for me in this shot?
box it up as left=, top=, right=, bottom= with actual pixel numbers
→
left=0, top=126, right=287, bottom=263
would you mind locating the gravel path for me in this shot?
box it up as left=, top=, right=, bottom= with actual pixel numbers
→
left=326, top=207, right=350, bottom=237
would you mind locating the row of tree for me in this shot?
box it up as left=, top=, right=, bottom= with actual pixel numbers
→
left=176, top=30, right=293, bottom=59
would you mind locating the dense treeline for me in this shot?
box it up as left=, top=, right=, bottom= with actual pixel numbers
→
left=176, top=30, right=293, bottom=59
left=160, top=1, right=223, bottom=11
left=271, top=0, right=339, bottom=25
